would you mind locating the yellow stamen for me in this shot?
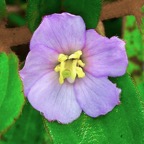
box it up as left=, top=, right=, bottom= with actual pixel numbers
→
left=78, top=60, right=85, bottom=67
left=54, top=65, right=60, bottom=72
left=68, top=50, right=82, bottom=59
left=54, top=50, right=85, bottom=84
left=76, top=67, right=85, bottom=78
left=58, top=54, right=68, bottom=62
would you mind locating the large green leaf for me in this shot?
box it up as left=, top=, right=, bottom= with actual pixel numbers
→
left=138, top=81, right=144, bottom=101
left=44, top=73, right=144, bottom=144
left=63, top=0, right=102, bottom=29
left=0, top=103, right=50, bottom=144
left=26, top=0, right=61, bottom=32
left=0, top=53, right=25, bottom=134
left=0, top=0, right=6, bottom=20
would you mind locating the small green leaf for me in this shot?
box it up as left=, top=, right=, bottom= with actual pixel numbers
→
left=0, top=0, right=6, bottom=20
left=123, top=16, right=144, bottom=61
left=0, top=53, right=25, bottom=134
left=44, top=73, right=144, bottom=144
left=0, top=103, right=50, bottom=144
left=63, top=0, right=102, bottom=29
left=127, top=61, right=140, bottom=74
left=26, top=0, right=61, bottom=32
left=123, top=10, right=144, bottom=84
left=8, top=13, right=26, bottom=26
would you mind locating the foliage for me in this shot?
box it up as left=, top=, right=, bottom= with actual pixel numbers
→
left=26, top=0, right=61, bottom=32
left=0, top=0, right=6, bottom=20
left=123, top=11, right=144, bottom=92
left=63, top=0, right=101, bottom=29
left=0, top=53, right=25, bottom=135
left=26, top=0, right=101, bottom=32
left=0, top=103, right=49, bottom=144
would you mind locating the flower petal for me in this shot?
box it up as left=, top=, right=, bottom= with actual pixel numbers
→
left=30, top=12, right=86, bottom=54
left=20, top=45, right=59, bottom=96
left=74, top=72, right=120, bottom=117
left=28, top=71, right=82, bottom=124
left=83, top=30, right=128, bottom=77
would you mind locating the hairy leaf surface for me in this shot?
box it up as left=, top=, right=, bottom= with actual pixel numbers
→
left=0, top=53, right=25, bottom=134
left=0, top=103, right=50, bottom=144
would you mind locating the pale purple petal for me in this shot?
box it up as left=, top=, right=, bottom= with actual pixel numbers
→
left=30, top=12, right=86, bottom=54
left=74, top=72, right=120, bottom=117
left=20, top=45, right=59, bottom=96
left=82, top=30, right=128, bottom=77
left=28, top=71, right=82, bottom=124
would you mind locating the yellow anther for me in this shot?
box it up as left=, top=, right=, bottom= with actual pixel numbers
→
left=69, top=50, right=82, bottom=59
left=60, top=61, right=65, bottom=69
left=76, top=67, right=85, bottom=78
left=78, top=60, right=85, bottom=67
left=54, top=50, right=85, bottom=84
left=54, top=65, right=60, bottom=72
left=58, top=54, right=68, bottom=62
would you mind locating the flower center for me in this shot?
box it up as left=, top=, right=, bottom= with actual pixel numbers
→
left=54, top=50, right=85, bottom=84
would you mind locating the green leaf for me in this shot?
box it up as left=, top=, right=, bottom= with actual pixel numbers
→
left=26, top=0, right=61, bottom=32
left=137, top=82, right=144, bottom=101
left=8, top=13, right=26, bottom=26
left=123, top=8, right=144, bottom=84
left=123, top=16, right=144, bottom=61
left=0, top=53, right=25, bottom=134
left=127, top=61, right=140, bottom=74
left=63, top=0, right=102, bottom=29
left=104, top=18, right=122, bottom=38
left=44, top=73, right=144, bottom=144
left=0, top=103, right=50, bottom=144
left=0, top=0, right=6, bottom=20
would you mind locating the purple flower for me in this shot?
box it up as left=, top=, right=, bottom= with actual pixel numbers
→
left=20, top=13, right=128, bottom=124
